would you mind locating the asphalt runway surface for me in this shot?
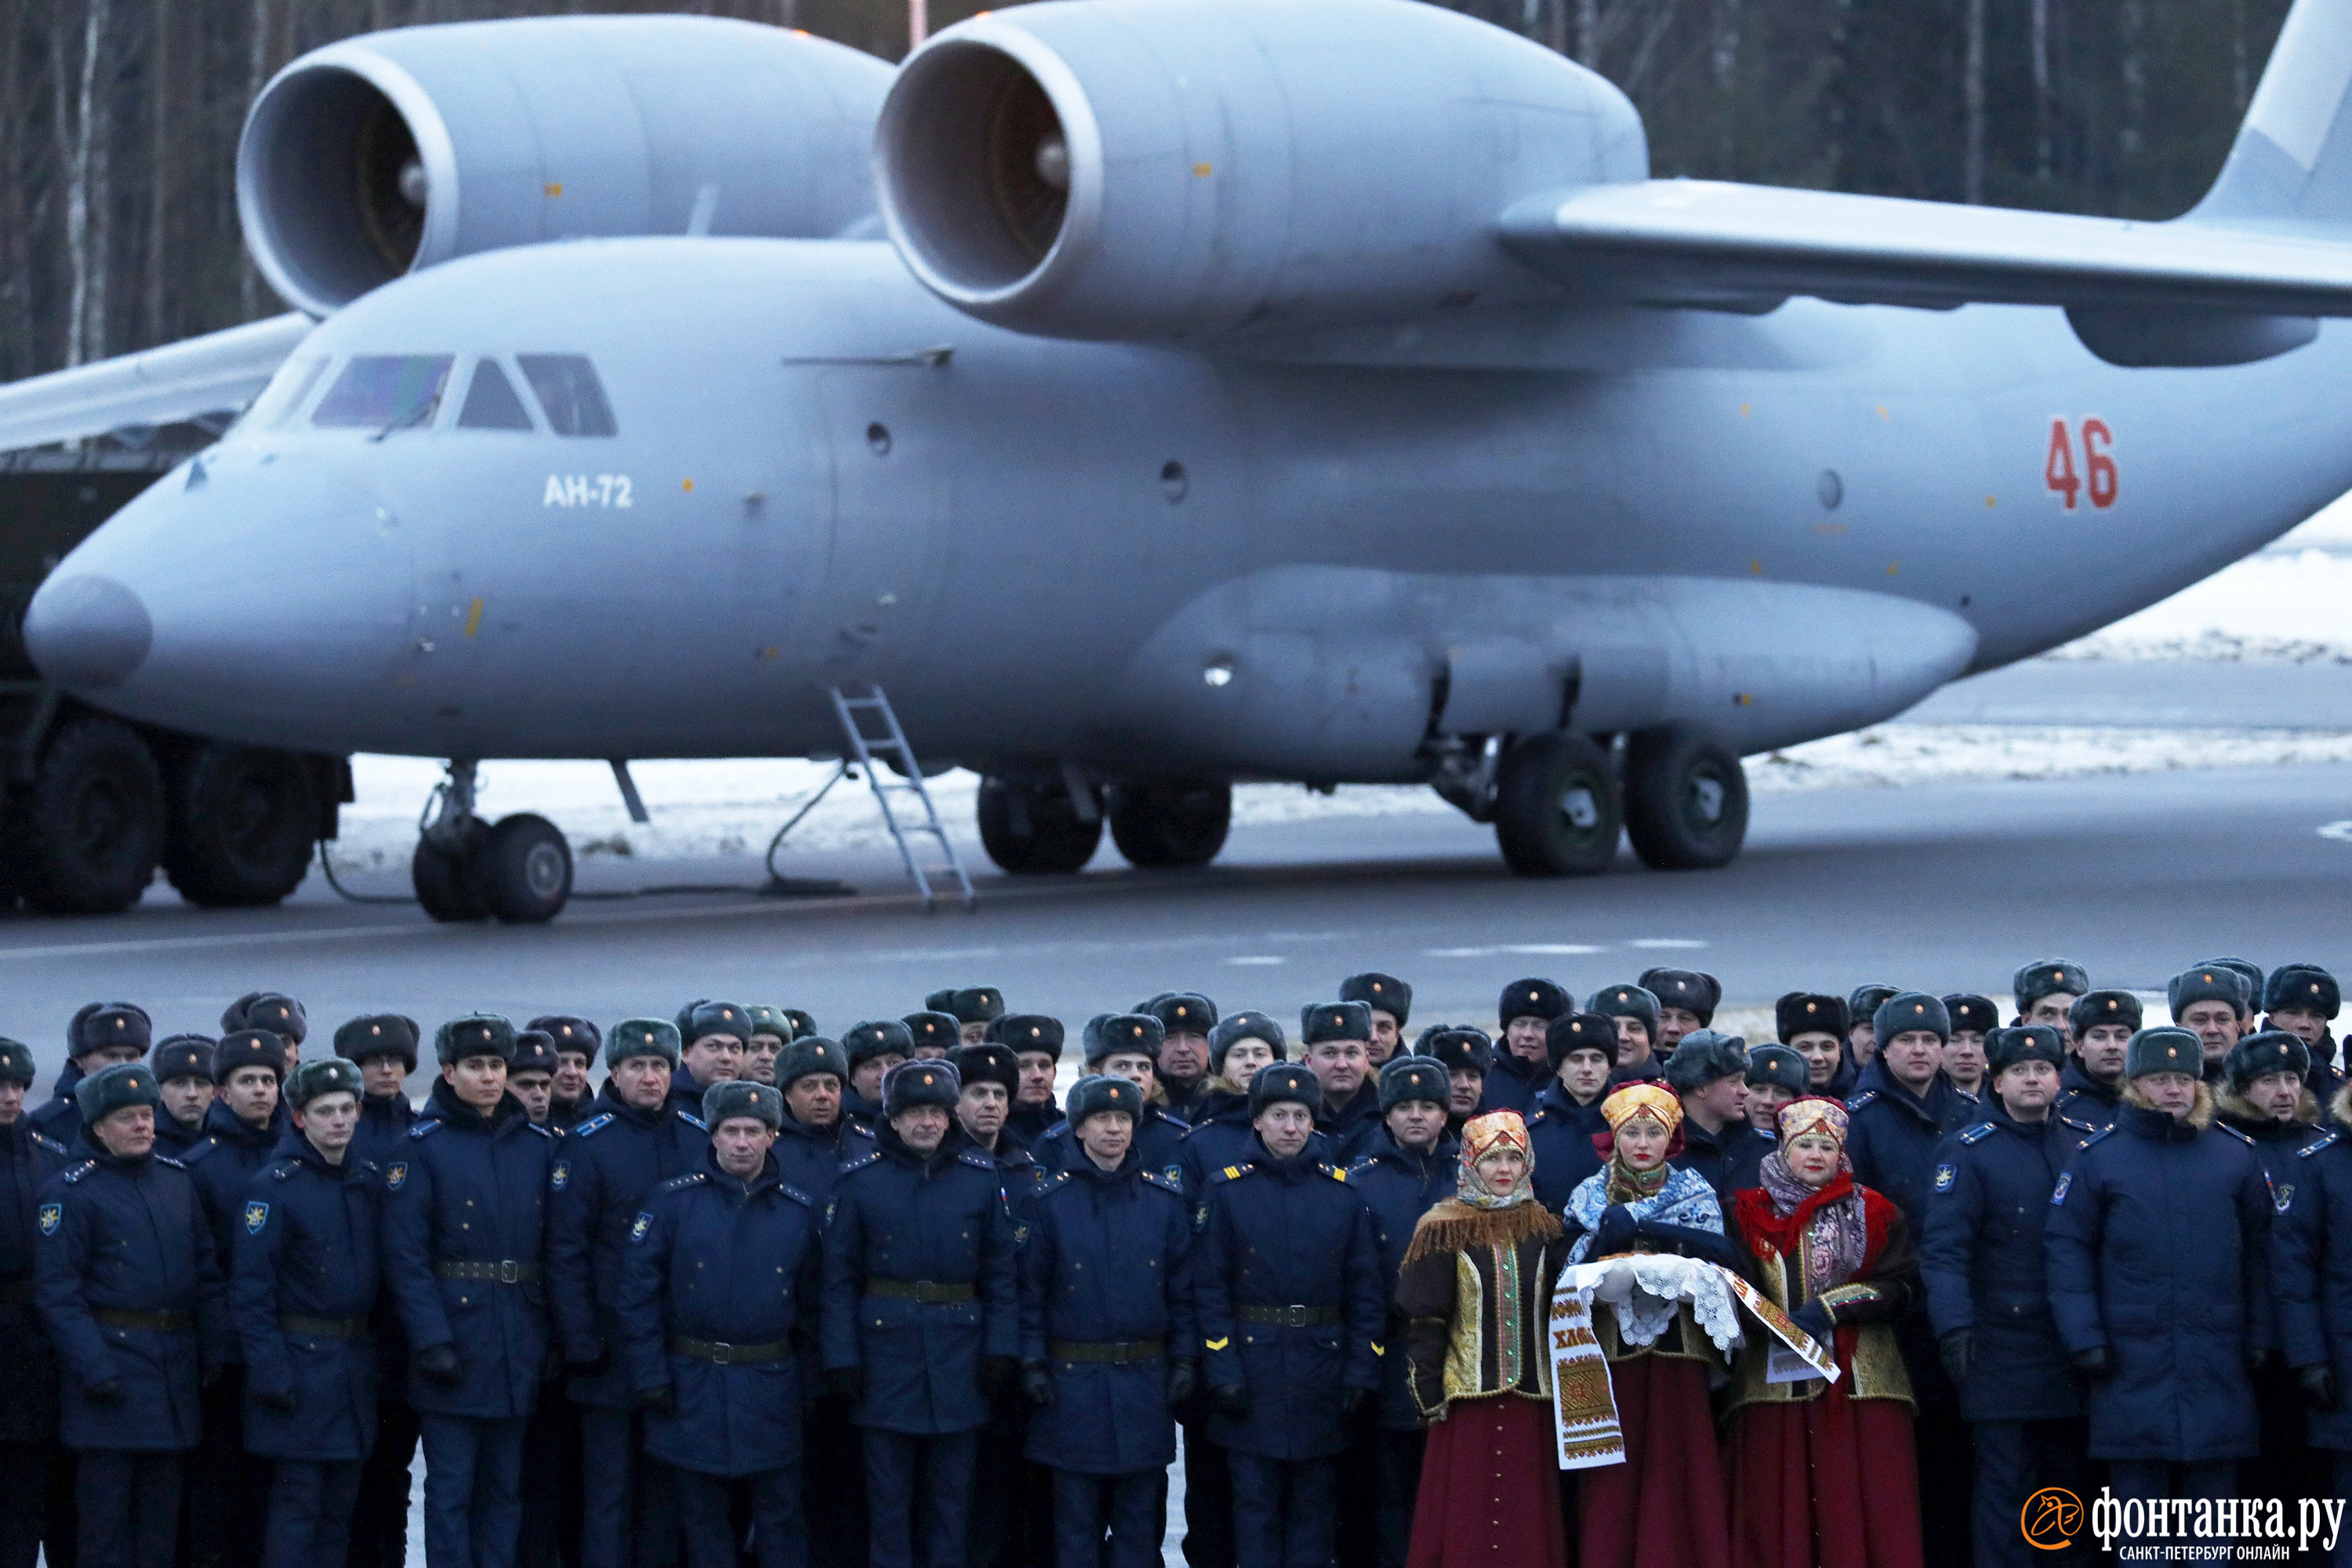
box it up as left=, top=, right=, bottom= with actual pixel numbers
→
left=6, top=757, right=2350, bottom=1085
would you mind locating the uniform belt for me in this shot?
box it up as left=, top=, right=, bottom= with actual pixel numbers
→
left=93, top=1308, right=193, bottom=1333
left=864, top=1279, right=973, bottom=1304
left=670, top=1336, right=789, bottom=1365
left=1047, top=1337, right=1165, bottom=1364
left=1236, top=1305, right=1339, bottom=1328
left=0, top=1278, right=31, bottom=1306
left=434, top=1260, right=541, bottom=1285
left=280, top=1314, right=370, bottom=1338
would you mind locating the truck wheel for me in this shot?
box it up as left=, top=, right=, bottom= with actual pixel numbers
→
left=1623, top=724, right=1750, bottom=869
left=1492, top=731, right=1622, bottom=876
left=1106, top=782, right=1232, bottom=869
left=468, top=813, right=572, bottom=924
left=412, top=818, right=492, bottom=922
left=12, top=717, right=166, bottom=913
left=164, top=743, right=321, bottom=907
left=976, top=777, right=1102, bottom=874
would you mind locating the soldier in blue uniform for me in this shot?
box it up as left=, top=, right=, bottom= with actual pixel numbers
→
left=1939, top=993, right=1998, bottom=1102
left=231, top=1058, right=382, bottom=1568
left=821, top=1059, right=1019, bottom=1568
left=1636, top=967, right=1719, bottom=1058
left=998, top=1015, right=1067, bottom=1146
left=2045, top=1026, right=2273, bottom=1552
left=224, top=993, right=308, bottom=1071
left=153, top=1036, right=216, bottom=1160
left=1588, top=984, right=1665, bottom=1085
left=2264, top=964, right=2345, bottom=1104
left=1918, top=1025, right=2086, bottom=1568
left=545, top=1018, right=702, bottom=1568
left=2010, top=959, right=2088, bottom=1040
left=2169, top=965, right=2252, bottom=1086
left=1732, top=1045, right=1809, bottom=1192
left=617, top=1080, right=822, bottom=1568
left=1665, top=1031, right=1764, bottom=1204
left=1018, top=1073, right=1196, bottom=1568
left=182, top=1026, right=289, bottom=1568
left=335, top=1012, right=423, bottom=1568
left=506, top=1030, right=561, bottom=1127
left=927, top=987, right=1006, bottom=1049
left=381, top=1014, right=557, bottom=1568
left=1417, top=1025, right=1489, bottom=1134
left=1479, top=979, right=1567, bottom=1115
left=31, top=1001, right=151, bottom=1150
left=771, top=1036, right=856, bottom=1200
left=2058, top=990, right=2137, bottom=1141
left=1847, top=982, right=1900, bottom=1073
left=1773, top=991, right=1853, bottom=1098
left=1338, top=973, right=1411, bottom=1069
left=840, top=1020, right=913, bottom=1134
left=1301, top=1003, right=1380, bottom=1164
left=529, top=1017, right=601, bottom=1127
left=35, top=1060, right=235, bottom=1568
left=670, top=1002, right=751, bottom=1117
left=1179, top=1012, right=1294, bottom=1200
left=743, top=1006, right=793, bottom=1087
left=0, top=1039, right=71, bottom=1568
left=1042, top=1014, right=1189, bottom=1180
left=904, top=1011, right=961, bottom=1060
left=1526, top=1013, right=1613, bottom=1214
left=2272, top=1071, right=2352, bottom=1558
left=1144, top=993, right=1218, bottom=1116
left=1195, top=1064, right=1384, bottom=1568
left=1341, top=1057, right=1457, bottom=1568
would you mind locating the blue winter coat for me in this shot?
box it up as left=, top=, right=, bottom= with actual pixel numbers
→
left=2217, top=1103, right=2314, bottom=1348
left=2055, top=1060, right=2121, bottom=1143
left=819, top=1127, right=1019, bottom=1436
left=1846, top=1062, right=1976, bottom=1229
left=1677, top=1117, right=1773, bottom=1207
left=379, top=1080, right=556, bottom=1417
left=616, top=1147, right=822, bottom=1478
left=1344, top=1127, right=1460, bottom=1431
left=152, top=1112, right=208, bottom=1160
left=1475, top=1054, right=1545, bottom=1117
left=26, top=1063, right=87, bottom=1150
left=1315, top=1083, right=1384, bottom=1167
left=1918, top=1105, right=2080, bottom=1423
left=771, top=1111, right=869, bottom=1207
left=0, top=1119, right=72, bottom=1442
left=350, top=1091, right=417, bottom=1171
left=1018, top=1155, right=1196, bottom=1475
left=1196, top=1139, right=1384, bottom=1461
left=544, top=1084, right=709, bottom=1410
left=34, top=1147, right=234, bottom=1450
left=230, top=1131, right=382, bottom=1460
left=2045, top=1100, right=2273, bottom=1462
left=2272, top=1114, right=2352, bottom=1451
left=183, top=1098, right=290, bottom=1300
left=1036, top=1101, right=1191, bottom=1187
left=1178, top=1087, right=1332, bottom=1202
left=1526, top=1083, right=1606, bottom=1217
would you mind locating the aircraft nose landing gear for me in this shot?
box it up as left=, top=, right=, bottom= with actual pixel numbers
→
left=410, top=759, right=575, bottom=923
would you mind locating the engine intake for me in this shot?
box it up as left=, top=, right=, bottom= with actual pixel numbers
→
left=239, top=16, right=892, bottom=318
left=877, top=0, right=1648, bottom=340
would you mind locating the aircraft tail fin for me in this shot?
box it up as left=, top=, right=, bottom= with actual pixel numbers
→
left=2195, top=0, right=2352, bottom=230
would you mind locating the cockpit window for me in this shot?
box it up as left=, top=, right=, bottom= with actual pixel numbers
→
left=244, top=354, right=329, bottom=430
left=312, top=354, right=454, bottom=430
left=456, top=359, right=535, bottom=431
left=516, top=354, right=617, bottom=437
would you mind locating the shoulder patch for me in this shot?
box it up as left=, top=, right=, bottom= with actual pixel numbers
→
left=840, top=1150, right=883, bottom=1174
left=38, top=1200, right=61, bottom=1234
left=572, top=1113, right=615, bottom=1138
left=2217, top=1123, right=2256, bottom=1145
left=408, top=1120, right=441, bottom=1140
left=677, top=1112, right=707, bottom=1132
left=777, top=1181, right=814, bottom=1208
left=1323, top=1164, right=1345, bottom=1181
left=1846, top=1091, right=1879, bottom=1112
left=154, top=1155, right=186, bottom=1171
left=31, top=1133, right=67, bottom=1156
left=550, top=1160, right=571, bottom=1191
left=1210, top=1163, right=1254, bottom=1185
left=272, top=1163, right=294, bottom=1181
left=2058, top=1113, right=2097, bottom=1133
left=525, top=1122, right=555, bottom=1138
left=956, top=1150, right=996, bottom=1171
left=1036, top=1171, right=1073, bottom=1196
left=245, top=1201, right=270, bottom=1235
left=2050, top=1171, right=2074, bottom=1205
left=652, top=1171, right=706, bottom=1197
left=1958, top=1123, right=1996, bottom=1145
left=60, top=1159, right=95, bottom=1183
left=1344, top=1157, right=1375, bottom=1178
left=2078, top=1126, right=2117, bottom=1151
left=1162, top=1111, right=1192, bottom=1131
left=2300, top=1131, right=2342, bottom=1158
left=1933, top=1163, right=1957, bottom=1192
left=1141, top=1169, right=1185, bottom=1198
left=383, top=1160, right=408, bottom=1190
left=630, top=1211, right=655, bottom=1242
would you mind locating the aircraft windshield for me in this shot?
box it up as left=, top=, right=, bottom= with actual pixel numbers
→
left=241, top=354, right=329, bottom=430
left=312, top=354, right=454, bottom=429
left=516, top=354, right=617, bottom=437
left=456, top=360, right=535, bottom=431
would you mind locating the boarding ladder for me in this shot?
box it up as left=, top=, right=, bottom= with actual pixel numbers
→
left=826, top=683, right=975, bottom=911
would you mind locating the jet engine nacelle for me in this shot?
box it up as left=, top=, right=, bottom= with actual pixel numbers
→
left=875, top=0, right=1648, bottom=342
left=239, top=16, right=892, bottom=318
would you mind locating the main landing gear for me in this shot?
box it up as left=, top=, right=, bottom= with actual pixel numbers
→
left=410, top=759, right=574, bottom=923
left=977, top=775, right=1234, bottom=874
left=1463, top=723, right=1750, bottom=877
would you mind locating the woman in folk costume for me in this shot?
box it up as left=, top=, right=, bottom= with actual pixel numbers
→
left=1396, top=1111, right=1575, bottom=1568
left=1557, top=1081, right=1744, bottom=1568
left=1725, top=1096, right=1924, bottom=1568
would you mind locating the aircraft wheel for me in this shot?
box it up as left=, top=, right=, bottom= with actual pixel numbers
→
left=1492, top=731, right=1622, bottom=877
left=468, top=813, right=573, bottom=924
left=412, top=818, right=492, bottom=922
left=1106, top=781, right=1232, bottom=869
left=1623, top=724, right=1750, bottom=870
left=12, top=716, right=166, bottom=914
left=164, top=742, right=320, bottom=907
left=976, top=777, right=1102, bottom=874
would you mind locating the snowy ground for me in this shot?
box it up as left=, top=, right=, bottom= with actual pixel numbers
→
left=322, top=494, right=2352, bottom=876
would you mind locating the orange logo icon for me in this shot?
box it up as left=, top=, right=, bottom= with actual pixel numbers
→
left=2022, top=1488, right=2082, bottom=1551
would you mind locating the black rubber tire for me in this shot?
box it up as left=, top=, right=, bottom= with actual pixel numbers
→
left=11, top=717, right=166, bottom=914
left=162, top=743, right=320, bottom=907
left=1623, top=724, right=1751, bottom=870
left=468, top=813, right=573, bottom=924
left=1105, top=781, right=1232, bottom=869
left=412, top=818, right=492, bottom=922
left=1491, top=731, right=1623, bottom=877
left=975, top=777, right=1102, bottom=874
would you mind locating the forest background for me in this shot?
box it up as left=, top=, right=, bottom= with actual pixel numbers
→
left=0, top=0, right=2295, bottom=383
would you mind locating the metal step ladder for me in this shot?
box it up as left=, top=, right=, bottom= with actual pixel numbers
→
left=826, top=682, right=975, bottom=911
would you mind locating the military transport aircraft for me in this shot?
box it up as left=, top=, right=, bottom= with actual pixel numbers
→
left=7, top=0, right=2352, bottom=922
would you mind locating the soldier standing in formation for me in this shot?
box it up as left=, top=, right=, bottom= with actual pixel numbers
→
left=152, top=1036, right=216, bottom=1158
left=1339, top=975, right=1412, bottom=1071
left=1587, top=985, right=1664, bottom=1086
left=532, top=1016, right=601, bottom=1127
left=31, top=1003, right=151, bottom=1152
left=337, top=1013, right=423, bottom=1568
left=1526, top=1012, right=1614, bottom=1212
left=1664, top=1031, right=1762, bottom=1204
left=1481, top=980, right=1567, bottom=1115
left=2059, top=990, right=2136, bottom=1138
left=839, top=1021, right=911, bottom=1134
left=0, top=1038, right=69, bottom=1568
left=1001, top=1016, right=1068, bottom=1146
left=1302, top=1003, right=1381, bottom=1163
left=1145, top=993, right=1218, bottom=1116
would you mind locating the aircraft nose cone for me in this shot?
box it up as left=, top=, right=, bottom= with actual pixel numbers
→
left=25, top=573, right=153, bottom=689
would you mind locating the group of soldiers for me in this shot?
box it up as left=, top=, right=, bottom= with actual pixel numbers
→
left=2, top=953, right=2347, bottom=1568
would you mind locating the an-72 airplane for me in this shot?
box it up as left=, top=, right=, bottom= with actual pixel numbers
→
left=7, top=0, right=2352, bottom=922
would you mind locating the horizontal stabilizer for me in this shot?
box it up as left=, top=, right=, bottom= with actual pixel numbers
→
left=0, top=313, right=310, bottom=456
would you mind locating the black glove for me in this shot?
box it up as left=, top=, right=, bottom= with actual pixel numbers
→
left=1338, top=1386, right=1370, bottom=1422
left=2069, top=1346, right=2114, bottom=1381
left=1590, top=1205, right=1638, bottom=1258
left=568, top=1348, right=611, bottom=1381
left=982, top=1355, right=1019, bottom=1401
left=1020, top=1362, right=1057, bottom=1409
left=1790, top=1301, right=1835, bottom=1345
left=415, top=1344, right=463, bottom=1386
left=256, top=1385, right=299, bottom=1415
left=83, top=1377, right=123, bottom=1406
left=2301, top=1363, right=2340, bottom=1412
left=635, top=1384, right=673, bottom=1416
left=1167, top=1359, right=1198, bottom=1410
left=1210, top=1383, right=1250, bottom=1420
left=2246, top=1344, right=2278, bottom=1377
left=1939, top=1330, right=1972, bottom=1385
left=827, top=1367, right=864, bottom=1404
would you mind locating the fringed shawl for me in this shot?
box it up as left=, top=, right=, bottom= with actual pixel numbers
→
left=1402, top=1196, right=1563, bottom=1269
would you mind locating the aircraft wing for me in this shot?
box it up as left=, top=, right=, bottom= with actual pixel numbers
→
left=0, top=312, right=311, bottom=455
left=1498, top=180, right=2352, bottom=316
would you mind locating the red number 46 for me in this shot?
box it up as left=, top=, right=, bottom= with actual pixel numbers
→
left=2045, top=418, right=2118, bottom=510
